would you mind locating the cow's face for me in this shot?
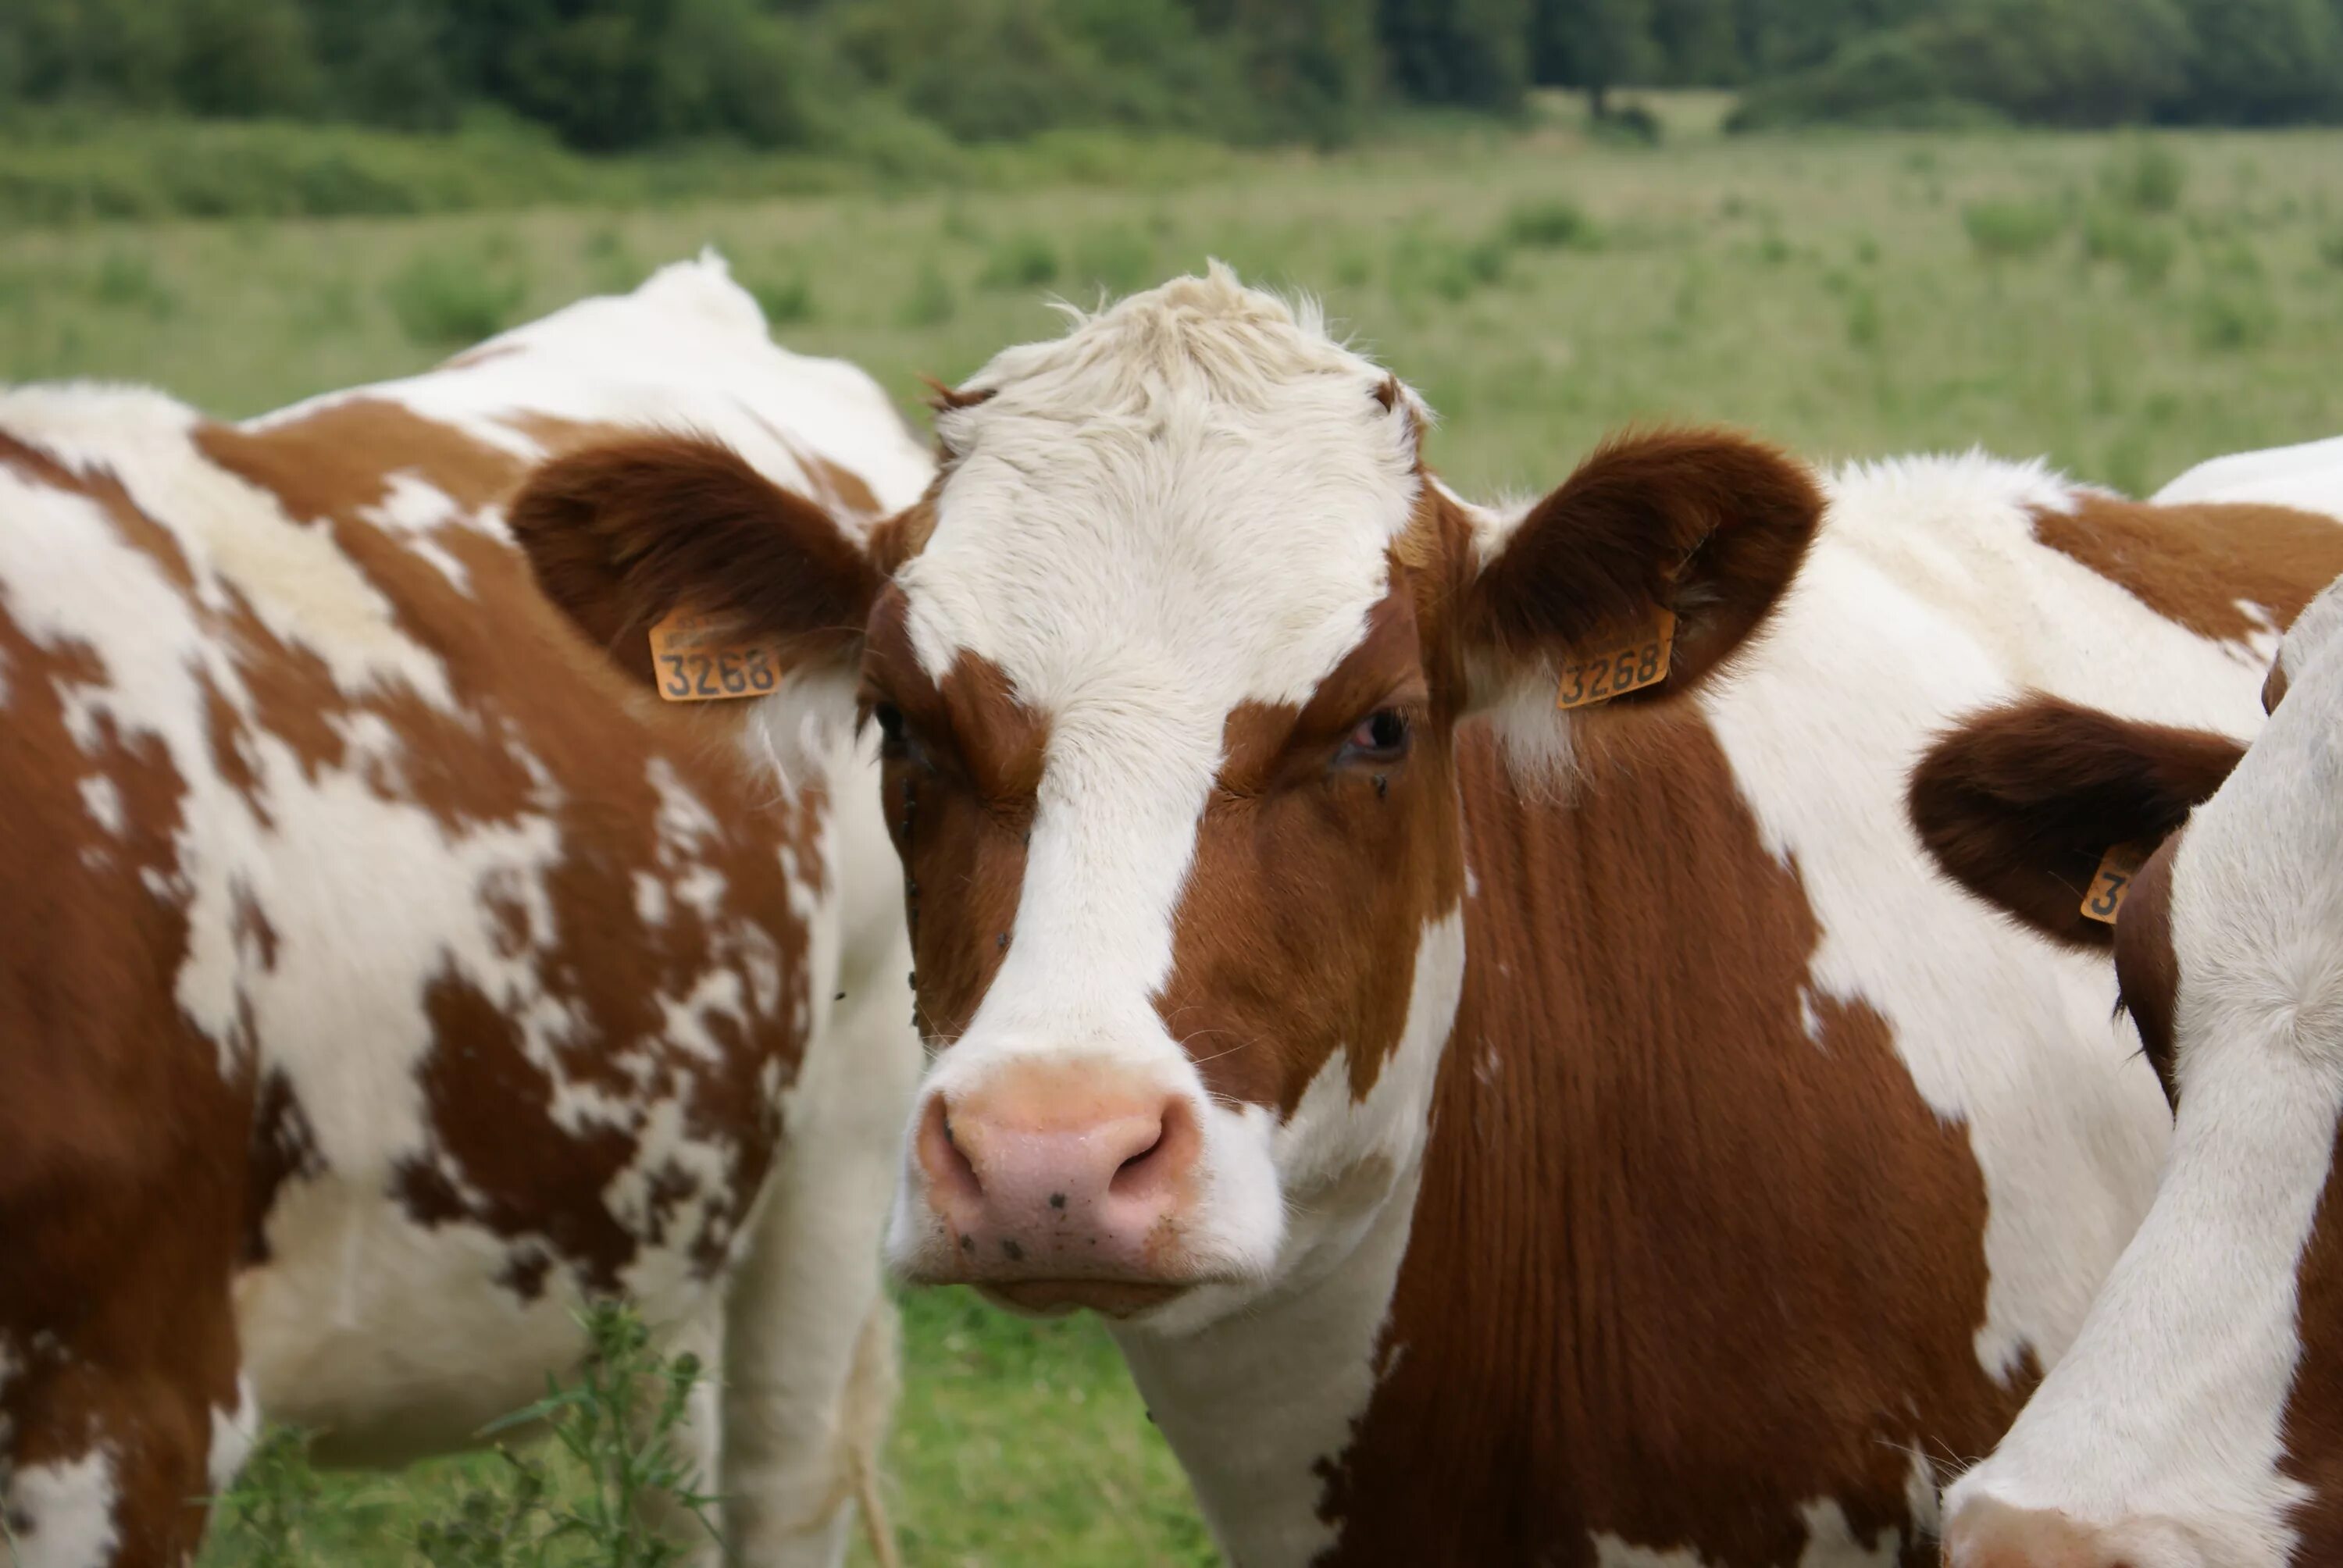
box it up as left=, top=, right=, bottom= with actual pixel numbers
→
left=512, top=267, right=1821, bottom=1330
left=1918, top=583, right=2343, bottom=1567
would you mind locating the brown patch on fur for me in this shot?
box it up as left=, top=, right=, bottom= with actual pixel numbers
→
left=862, top=592, right=1042, bottom=1046
left=508, top=433, right=879, bottom=690
left=1908, top=697, right=2244, bottom=950
left=1313, top=715, right=2024, bottom=1566
left=0, top=448, right=246, bottom=1567
left=921, top=376, right=993, bottom=413
left=2280, top=1121, right=2343, bottom=1556
left=2111, top=836, right=2184, bottom=1106
left=244, top=1071, right=321, bottom=1264
left=867, top=485, right=940, bottom=579
left=500, top=411, right=620, bottom=462
left=2031, top=495, right=2343, bottom=645
left=195, top=398, right=529, bottom=522
left=1157, top=582, right=1463, bottom=1115
left=1463, top=429, right=1824, bottom=703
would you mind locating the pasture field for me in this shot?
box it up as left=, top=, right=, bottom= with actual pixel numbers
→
left=6, top=110, right=2341, bottom=1566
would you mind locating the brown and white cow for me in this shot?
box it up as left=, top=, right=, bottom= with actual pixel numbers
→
left=508, top=265, right=2343, bottom=1566
left=0, top=257, right=929, bottom=1567
left=1917, top=576, right=2343, bottom=1567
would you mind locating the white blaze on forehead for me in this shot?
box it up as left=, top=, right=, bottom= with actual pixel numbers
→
left=904, top=265, right=1423, bottom=1017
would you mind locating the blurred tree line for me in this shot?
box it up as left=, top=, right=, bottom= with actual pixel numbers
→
left=3, top=0, right=2340, bottom=152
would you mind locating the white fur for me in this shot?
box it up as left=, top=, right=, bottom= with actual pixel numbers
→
left=2156, top=435, right=2343, bottom=522
left=0, top=255, right=925, bottom=1565
left=1945, top=581, right=2343, bottom=1566
left=4, top=1451, right=119, bottom=1568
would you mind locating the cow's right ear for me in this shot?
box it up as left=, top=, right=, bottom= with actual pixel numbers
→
left=1907, top=696, right=2244, bottom=949
left=507, top=433, right=880, bottom=691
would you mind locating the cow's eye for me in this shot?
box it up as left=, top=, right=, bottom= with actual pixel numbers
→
left=871, top=701, right=906, bottom=748
left=1339, top=709, right=1411, bottom=765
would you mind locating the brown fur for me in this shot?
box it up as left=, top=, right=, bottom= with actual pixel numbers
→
left=2110, top=836, right=2184, bottom=1106
left=858, top=593, right=1043, bottom=1049
left=506, top=433, right=880, bottom=690
left=1907, top=697, right=2245, bottom=950
left=1312, top=716, right=2024, bottom=1566
left=2281, top=1122, right=2343, bottom=1559
left=1464, top=429, right=1825, bottom=700
left=2031, top=495, right=2343, bottom=645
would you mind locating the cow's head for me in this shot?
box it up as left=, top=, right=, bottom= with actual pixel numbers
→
left=1917, top=580, right=2343, bottom=1567
left=510, top=267, right=1821, bottom=1330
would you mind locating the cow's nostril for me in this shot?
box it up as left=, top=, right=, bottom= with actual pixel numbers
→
left=1113, top=1130, right=1165, bottom=1187
left=918, top=1096, right=983, bottom=1202
left=1108, top=1099, right=1195, bottom=1201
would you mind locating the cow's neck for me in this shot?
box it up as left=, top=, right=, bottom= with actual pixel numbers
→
left=1111, top=1154, right=1425, bottom=1568
left=1111, top=893, right=1471, bottom=1567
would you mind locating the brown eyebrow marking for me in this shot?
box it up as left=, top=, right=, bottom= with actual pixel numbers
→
left=862, top=587, right=1049, bottom=807
left=1215, top=581, right=1427, bottom=796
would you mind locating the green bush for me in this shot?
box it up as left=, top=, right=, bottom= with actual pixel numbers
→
left=2191, top=282, right=2278, bottom=351
left=1590, top=102, right=1664, bottom=144
left=977, top=232, right=1061, bottom=290
left=829, top=0, right=1254, bottom=144
left=91, top=249, right=174, bottom=316
left=1380, top=0, right=1530, bottom=112
left=383, top=248, right=527, bottom=345
left=2081, top=205, right=2176, bottom=287
left=1962, top=198, right=2066, bottom=261
left=747, top=272, right=814, bottom=324
left=2098, top=139, right=2186, bottom=213
left=1391, top=233, right=1507, bottom=303
left=1072, top=224, right=1154, bottom=296
left=2320, top=229, right=2343, bottom=271
left=1730, top=0, right=2196, bottom=131
left=900, top=261, right=957, bottom=326
left=2172, top=0, right=2343, bottom=126
left=1845, top=286, right=1882, bottom=347
left=206, top=1303, right=714, bottom=1568
left=1501, top=197, right=1602, bottom=251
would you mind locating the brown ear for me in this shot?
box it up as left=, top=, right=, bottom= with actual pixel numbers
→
left=507, top=433, right=880, bottom=690
left=1461, top=428, right=1823, bottom=711
left=1908, top=696, right=2244, bottom=950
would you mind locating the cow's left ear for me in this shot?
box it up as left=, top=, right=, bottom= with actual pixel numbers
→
left=1457, top=428, right=1823, bottom=757
left=508, top=433, right=882, bottom=693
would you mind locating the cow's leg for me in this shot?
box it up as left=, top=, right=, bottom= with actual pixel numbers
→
left=715, top=975, right=919, bottom=1568
left=1, top=1294, right=248, bottom=1567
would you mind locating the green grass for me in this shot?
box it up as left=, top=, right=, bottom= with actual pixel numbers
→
left=195, top=1292, right=1203, bottom=1568
left=10, top=120, right=2340, bottom=497
left=7, top=113, right=2343, bottom=1566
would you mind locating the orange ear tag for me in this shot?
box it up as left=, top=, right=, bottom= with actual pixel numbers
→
left=647, top=606, right=781, bottom=704
left=2080, top=842, right=2149, bottom=925
left=1555, top=608, right=1677, bottom=711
